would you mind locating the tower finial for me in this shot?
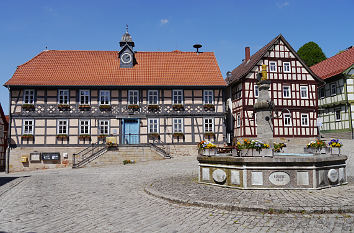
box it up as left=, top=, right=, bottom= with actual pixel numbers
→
left=126, top=24, right=128, bottom=33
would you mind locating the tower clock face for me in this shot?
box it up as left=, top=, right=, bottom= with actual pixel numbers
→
left=121, top=52, right=132, bottom=64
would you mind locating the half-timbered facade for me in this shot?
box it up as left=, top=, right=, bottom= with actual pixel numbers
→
left=226, top=34, right=323, bottom=139
left=311, top=46, right=354, bottom=137
left=4, top=31, right=226, bottom=172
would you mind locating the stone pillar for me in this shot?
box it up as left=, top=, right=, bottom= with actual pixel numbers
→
left=254, top=80, right=274, bottom=146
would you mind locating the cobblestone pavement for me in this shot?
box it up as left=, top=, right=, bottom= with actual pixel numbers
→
left=0, top=157, right=353, bottom=233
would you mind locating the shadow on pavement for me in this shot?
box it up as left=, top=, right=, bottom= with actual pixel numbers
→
left=0, top=177, right=20, bottom=186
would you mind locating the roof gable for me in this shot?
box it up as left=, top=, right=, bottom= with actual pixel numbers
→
left=227, top=34, right=323, bottom=84
left=311, top=46, right=354, bottom=80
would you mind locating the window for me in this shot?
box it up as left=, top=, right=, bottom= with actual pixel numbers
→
left=99, top=120, right=110, bottom=135
left=23, top=119, right=34, bottom=134
left=335, top=109, right=341, bottom=121
left=330, top=84, right=336, bottom=96
left=79, top=90, right=90, bottom=105
left=301, top=114, right=309, bottom=126
left=283, top=86, right=290, bottom=98
left=232, top=85, right=242, bottom=99
left=148, top=118, right=159, bottom=133
left=57, top=120, right=68, bottom=134
left=300, top=86, right=308, bottom=99
left=319, top=87, right=325, bottom=98
left=99, top=90, right=110, bottom=105
left=173, top=118, right=183, bottom=133
left=236, top=113, right=241, bottom=127
left=204, top=118, right=214, bottom=132
left=173, top=90, right=183, bottom=104
left=23, top=89, right=35, bottom=104
left=58, top=90, right=69, bottom=104
left=283, top=113, right=292, bottom=126
left=79, top=120, right=90, bottom=135
left=254, top=85, right=259, bottom=98
left=203, top=90, right=214, bottom=104
left=283, top=62, right=291, bottom=73
left=128, top=90, right=139, bottom=105
left=269, top=61, right=277, bottom=72
left=148, top=90, right=159, bottom=105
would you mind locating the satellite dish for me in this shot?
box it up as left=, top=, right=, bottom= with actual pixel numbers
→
left=193, top=44, right=202, bottom=53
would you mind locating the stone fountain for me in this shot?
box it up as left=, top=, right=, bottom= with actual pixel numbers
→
left=197, top=74, right=348, bottom=190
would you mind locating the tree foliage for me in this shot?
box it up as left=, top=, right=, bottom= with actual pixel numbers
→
left=297, top=42, right=327, bottom=67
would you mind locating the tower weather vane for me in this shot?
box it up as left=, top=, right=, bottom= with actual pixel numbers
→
left=126, top=24, right=128, bottom=33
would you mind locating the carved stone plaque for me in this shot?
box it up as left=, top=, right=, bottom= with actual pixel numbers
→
left=212, top=169, right=226, bottom=183
left=328, top=169, right=338, bottom=183
left=269, top=172, right=290, bottom=186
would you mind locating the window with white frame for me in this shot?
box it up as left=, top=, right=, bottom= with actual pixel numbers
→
left=148, top=118, right=159, bottom=133
left=99, top=120, right=109, bottom=135
left=283, top=62, right=291, bottom=73
left=269, top=61, right=277, bottom=72
left=283, top=113, right=292, bottom=126
left=335, top=109, right=341, bottom=121
left=236, top=113, right=241, bottom=127
left=254, top=85, right=259, bottom=98
left=283, top=86, right=290, bottom=98
left=57, top=120, right=68, bottom=134
left=58, top=90, right=69, bottom=104
left=99, top=90, right=110, bottom=105
left=173, top=118, right=183, bottom=133
left=79, top=90, right=90, bottom=105
left=23, top=119, right=34, bottom=134
left=128, top=90, right=139, bottom=105
left=173, top=90, right=183, bottom=104
left=23, top=89, right=35, bottom=104
left=330, top=83, right=336, bottom=96
left=203, top=90, right=214, bottom=104
left=204, top=118, right=214, bottom=132
left=148, top=90, right=158, bottom=105
left=79, top=120, right=90, bottom=135
left=300, top=86, right=308, bottom=99
left=301, top=114, right=309, bottom=126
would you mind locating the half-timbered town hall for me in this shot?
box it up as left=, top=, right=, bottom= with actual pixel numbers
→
left=4, top=30, right=226, bottom=172
left=226, top=34, right=323, bottom=139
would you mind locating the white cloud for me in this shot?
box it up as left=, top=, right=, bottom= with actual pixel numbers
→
left=276, top=1, right=290, bottom=8
left=160, top=19, right=169, bottom=25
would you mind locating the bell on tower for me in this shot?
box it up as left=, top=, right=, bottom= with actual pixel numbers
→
left=120, top=24, right=135, bottom=48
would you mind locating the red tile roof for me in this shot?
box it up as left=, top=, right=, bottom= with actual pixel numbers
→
left=311, top=46, right=354, bottom=80
left=5, top=50, right=226, bottom=87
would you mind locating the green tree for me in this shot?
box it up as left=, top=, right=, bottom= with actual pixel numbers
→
left=297, top=42, right=327, bottom=67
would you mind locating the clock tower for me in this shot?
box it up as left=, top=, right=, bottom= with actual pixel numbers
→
left=119, top=25, right=135, bottom=68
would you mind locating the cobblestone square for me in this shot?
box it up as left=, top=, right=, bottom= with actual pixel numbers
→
left=0, top=156, right=353, bottom=233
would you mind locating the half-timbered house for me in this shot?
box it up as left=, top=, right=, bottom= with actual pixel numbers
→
left=226, top=34, right=323, bottom=140
left=311, top=46, right=354, bottom=138
left=4, top=30, right=226, bottom=172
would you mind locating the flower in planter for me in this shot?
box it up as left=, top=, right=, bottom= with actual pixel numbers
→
left=106, top=141, right=117, bottom=147
left=21, top=134, right=34, bottom=139
left=78, top=134, right=91, bottom=139
left=79, top=105, right=91, bottom=110
left=148, top=105, right=160, bottom=111
left=173, top=132, right=184, bottom=137
left=197, top=140, right=217, bottom=150
left=328, top=139, right=342, bottom=148
left=148, top=133, right=160, bottom=138
left=172, top=104, right=184, bottom=110
left=123, top=159, right=135, bottom=165
left=57, top=104, right=70, bottom=109
left=273, top=142, right=286, bottom=152
left=307, top=140, right=326, bottom=149
left=203, top=104, right=215, bottom=110
left=56, top=134, right=69, bottom=139
left=22, top=104, right=35, bottom=110
left=98, top=134, right=108, bottom=139
left=127, top=104, right=140, bottom=110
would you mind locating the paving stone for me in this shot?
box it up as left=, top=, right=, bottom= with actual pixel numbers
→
left=0, top=157, right=353, bottom=233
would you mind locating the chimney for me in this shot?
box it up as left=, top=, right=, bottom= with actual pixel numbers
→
left=245, top=47, right=250, bottom=62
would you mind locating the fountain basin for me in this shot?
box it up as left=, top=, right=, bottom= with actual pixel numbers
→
left=198, top=154, right=347, bottom=190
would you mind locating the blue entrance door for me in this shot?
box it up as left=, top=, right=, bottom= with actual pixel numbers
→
left=123, top=119, right=140, bottom=144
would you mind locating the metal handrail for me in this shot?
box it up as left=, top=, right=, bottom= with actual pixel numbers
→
left=72, top=142, right=105, bottom=168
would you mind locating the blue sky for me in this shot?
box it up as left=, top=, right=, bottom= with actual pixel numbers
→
left=0, top=0, right=353, bottom=114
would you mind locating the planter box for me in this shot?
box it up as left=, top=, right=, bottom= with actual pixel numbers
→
left=57, top=104, right=70, bottom=110
left=238, top=149, right=272, bottom=157
left=173, top=133, right=184, bottom=138
left=148, top=105, right=160, bottom=111
left=203, top=104, right=215, bottom=111
left=330, top=147, right=341, bottom=155
left=56, top=135, right=69, bottom=140
left=78, top=135, right=91, bottom=140
left=127, top=105, right=140, bottom=110
left=79, top=105, right=91, bottom=110
left=202, top=148, right=217, bottom=156
left=21, top=134, right=34, bottom=140
left=22, top=104, right=35, bottom=111
left=172, top=104, right=184, bottom=111
left=304, top=147, right=330, bottom=154
left=99, top=105, right=111, bottom=111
